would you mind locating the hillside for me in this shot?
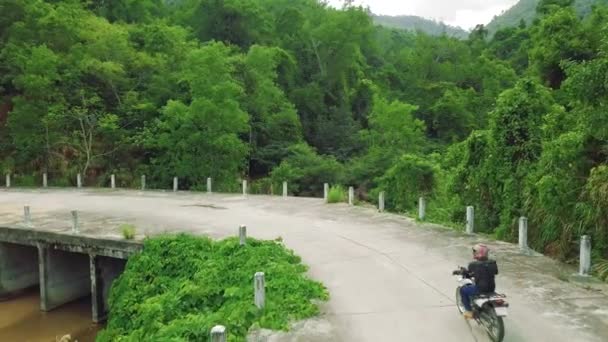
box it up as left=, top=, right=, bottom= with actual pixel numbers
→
left=2, top=0, right=608, bottom=282
left=486, top=0, right=608, bottom=34
left=373, top=15, right=469, bottom=38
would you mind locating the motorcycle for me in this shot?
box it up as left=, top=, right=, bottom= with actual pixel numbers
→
left=453, top=267, right=508, bottom=342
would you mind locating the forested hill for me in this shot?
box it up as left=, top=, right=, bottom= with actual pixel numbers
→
left=2, top=0, right=608, bottom=277
left=372, top=15, right=469, bottom=38
left=486, top=0, right=608, bottom=34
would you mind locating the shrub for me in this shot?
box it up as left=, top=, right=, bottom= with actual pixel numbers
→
left=14, top=174, right=37, bottom=187
left=97, top=235, right=328, bottom=342
left=270, top=143, right=344, bottom=197
left=327, top=185, right=347, bottom=203
left=120, top=224, right=136, bottom=240
left=249, top=178, right=273, bottom=195
left=374, top=154, right=437, bottom=213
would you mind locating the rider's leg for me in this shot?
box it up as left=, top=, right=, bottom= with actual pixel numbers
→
left=460, top=285, right=479, bottom=317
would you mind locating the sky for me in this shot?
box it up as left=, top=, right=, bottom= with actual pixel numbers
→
left=327, top=0, right=521, bottom=30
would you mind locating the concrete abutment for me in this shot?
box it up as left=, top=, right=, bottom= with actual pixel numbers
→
left=0, top=242, right=39, bottom=299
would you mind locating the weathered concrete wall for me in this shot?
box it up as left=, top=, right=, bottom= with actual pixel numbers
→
left=90, top=255, right=126, bottom=322
left=0, top=242, right=39, bottom=298
left=0, top=226, right=141, bottom=320
left=38, top=244, right=91, bottom=311
left=0, top=226, right=142, bottom=259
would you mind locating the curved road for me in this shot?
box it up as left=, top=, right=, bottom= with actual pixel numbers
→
left=0, top=189, right=606, bottom=341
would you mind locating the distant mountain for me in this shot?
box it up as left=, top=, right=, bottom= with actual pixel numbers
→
left=486, top=0, right=608, bottom=35
left=372, top=15, right=469, bottom=39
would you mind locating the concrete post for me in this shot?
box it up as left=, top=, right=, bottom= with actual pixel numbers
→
left=283, top=181, right=288, bottom=198
left=579, top=235, right=591, bottom=276
left=77, top=173, right=82, bottom=188
left=239, top=225, right=247, bottom=246
left=173, top=177, right=178, bottom=192
left=519, top=217, right=528, bottom=253
left=43, top=173, right=48, bottom=188
left=207, top=177, right=212, bottom=194
left=71, top=210, right=79, bottom=234
left=210, top=325, right=227, bottom=342
left=24, top=206, right=32, bottom=227
left=141, top=175, right=146, bottom=190
left=379, top=191, right=385, bottom=212
left=254, top=272, right=265, bottom=309
left=324, top=183, right=329, bottom=203
left=466, top=206, right=474, bottom=234
left=348, top=186, right=354, bottom=206
left=242, top=179, right=248, bottom=197
left=418, top=197, right=426, bottom=220
left=5, top=174, right=10, bottom=188
left=110, top=174, right=116, bottom=189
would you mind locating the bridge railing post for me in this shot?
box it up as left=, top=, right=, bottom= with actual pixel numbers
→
left=254, top=272, right=265, bottom=309
left=418, top=197, right=426, bottom=220
left=242, top=180, right=247, bottom=197
left=207, top=177, right=212, bottom=194
left=141, top=175, right=146, bottom=190
left=282, top=181, right=288, bottom=198
left=239, top=225, right=247, bottom=246
left=579, top=235, right=591, bottom=276
left=24, top=206, right=32, bottom=227
left=323, top=183, right=329, bottom=203
left=77, top=173, right=82, bottom=188
left=519, top=217, right=528, bottom=253
left=71, top=210, right=79, bottom=234
left=43, top=173, right=48, bottom=188
left=210, top=325, right=227, bottom=342
left=348, top=186, right=354, bottom=206
left=466, top=206, right=474, bottom=234
left=5, top=173, right=10, bottom=188
left=379, top=191, right=385, bottom=212
left=173, top=177, right=178, bottom=192
left=111, top=174, right=116, bottom=189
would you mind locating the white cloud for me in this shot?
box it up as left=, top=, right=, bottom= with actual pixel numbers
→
left=327, top=0, right=520, bottom=30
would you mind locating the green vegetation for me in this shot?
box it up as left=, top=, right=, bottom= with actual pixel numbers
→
left=97, top=235, right=328, bottom=341
left=2, top=0, right=608, bottom=274
left=486, top=0, right=608, bottom=35
left=120, top=224, right=136, bottom=240
left=327, top=185, right=347, bottom=204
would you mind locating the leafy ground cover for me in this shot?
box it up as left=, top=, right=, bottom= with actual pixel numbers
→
left=97, top=234, right=328, bottom=341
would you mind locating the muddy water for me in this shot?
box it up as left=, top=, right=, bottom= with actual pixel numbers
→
left=0, top=288, right=100, bottom=342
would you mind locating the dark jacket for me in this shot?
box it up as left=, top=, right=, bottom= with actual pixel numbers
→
left=468, top=259, right=498, bottom=293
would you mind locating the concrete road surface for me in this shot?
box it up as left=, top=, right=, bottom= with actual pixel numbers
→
left=0, top=188, right=607, bottom=342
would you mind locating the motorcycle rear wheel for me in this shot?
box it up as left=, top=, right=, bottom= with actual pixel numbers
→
left=479, top=306, right=505, bottom=342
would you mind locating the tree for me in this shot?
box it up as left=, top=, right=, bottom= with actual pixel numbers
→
left=241, top=45, right=302, bottom=176
left=530, top=7, right=592, bottom=88
left=536, top=0, right=575, bottom=15
left=143, top=42, right=249, bottom=188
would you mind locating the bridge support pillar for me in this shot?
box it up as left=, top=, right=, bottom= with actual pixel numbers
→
left=38, top=244, right=90, bottom=311
left=90, top=255, right=126, bottom=322
left=0, top=242, right=39, bottom=298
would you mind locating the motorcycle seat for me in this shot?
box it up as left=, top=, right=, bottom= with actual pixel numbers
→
left=474, top=292, right=506, bottom=299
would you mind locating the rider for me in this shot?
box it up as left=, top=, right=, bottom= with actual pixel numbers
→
left=459, top=244, right=499, bottom=319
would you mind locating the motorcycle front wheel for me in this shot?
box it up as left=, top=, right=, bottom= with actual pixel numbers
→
left=454, top=287, right=466, bottom=314
left=479, top=306, right=505, bottom=342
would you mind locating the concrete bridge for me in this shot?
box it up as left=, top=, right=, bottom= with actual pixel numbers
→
left=0, top=226, right=141, bottom=322
left=1, top=188, right=607, bottom=341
